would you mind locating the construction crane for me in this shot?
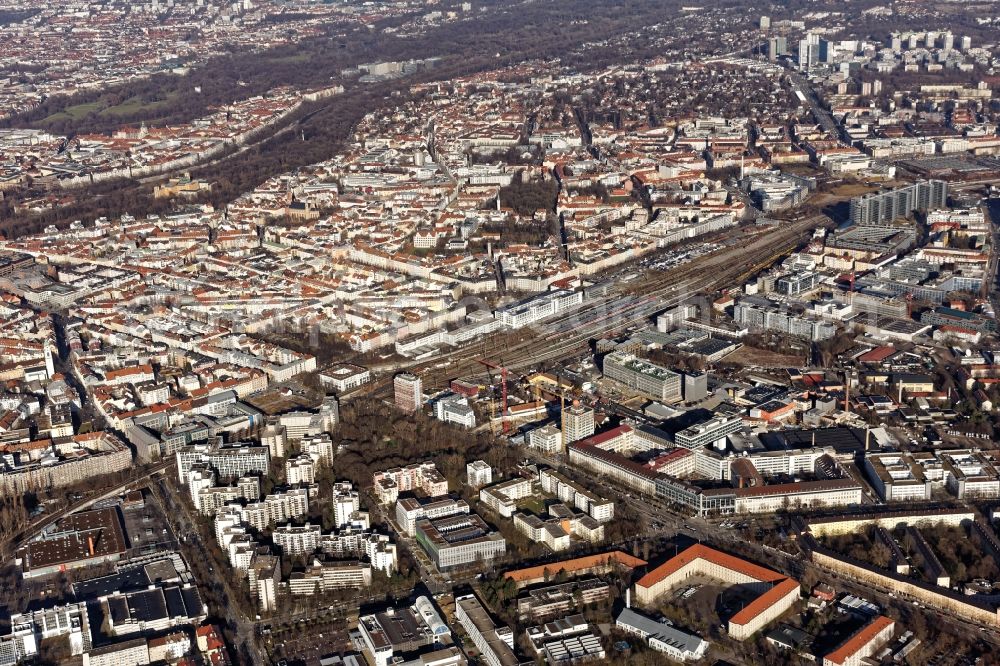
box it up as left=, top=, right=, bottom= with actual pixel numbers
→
left=478, top=358, right=510, bottom=434
left=533, top=374, right=574, bottom=453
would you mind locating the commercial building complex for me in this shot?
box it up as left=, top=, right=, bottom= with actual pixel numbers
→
left=414, top=514, right=507, bottom=570
left=602, top=351, right=682, bottom=401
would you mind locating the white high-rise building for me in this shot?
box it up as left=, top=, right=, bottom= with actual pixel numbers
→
left=466, top=460, right=493, bottom=488
left=528, top=424, right=562, bottom=453
left=562, top=403, right=595, bottom=445
left=188, top=466, right=216, bottom=512
left=285, top=454, right=316, bottom=485
left=303, top=433, right=335, bottom=466
left=260, top=425, right=286, bottom=458
left=798, top=33, right=820, bottom=70
left=434, top=393, right=476, bottom=428
left=273, top=523, right=321, bottom=556
left=364, top=534, right=397, bottom=574
left=333, top=482, right=362, bottom=529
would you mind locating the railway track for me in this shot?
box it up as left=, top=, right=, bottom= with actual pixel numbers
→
left=356, top=214, right=824, bottom=396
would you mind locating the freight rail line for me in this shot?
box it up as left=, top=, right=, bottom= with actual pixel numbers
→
left=357, top=214, right=824, bottom=396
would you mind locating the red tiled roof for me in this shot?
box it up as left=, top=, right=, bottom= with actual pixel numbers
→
left=858, top=346, right=896, bottom=364
left=824, top=615, right=894, bottom=665
left=577, top=425, right=633, bottom=448
left=730, top=577, right=800, bottom=626
left=504, top=551, right=646, bottom=583
left=636, top=544, right=787, bottom=590
left=650, top=448, right=692, bottom=468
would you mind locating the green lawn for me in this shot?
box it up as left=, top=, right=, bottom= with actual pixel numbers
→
left=43, top=101, right=103, bottom=122
left=41, top=93, right=181, bottom=126
left=103, top=97, right=174, bottom=117
left=265, top=53, right=313, bottom=65
left=517, top=496, right=549, bottom=516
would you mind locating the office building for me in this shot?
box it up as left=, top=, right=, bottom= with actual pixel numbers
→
left=683, top=372, right=708, bottom=402
left=85, top=638, right=150, bottom=666
left=517, top=578, right=611, bottom=621
left=635, top=544, right=799, bottom=640
left=798, top=33, right=820, bottom=70
left=358, top=597, right=450, bottom=666
left=396, top=496, right=470, bottom=536
left=0, top=602, right=92, bottom=663
left=674, top=414, right=743, bottom=450
left=319, top=363, right=372, bottom=393
left=603, top=351, right=682, bottom=402
left=524, top=614, right=604, bottom=663
left=434, top=393, right=476, bottom=428
left=864, top=453, right=932, bottom=501
left=414, top=514, right=506, bottom=570
left=940, top=450, right=1000, bottom=499
left=495, top=289, right=583, bottom=329
left=288, top=559, right=372, bottom=595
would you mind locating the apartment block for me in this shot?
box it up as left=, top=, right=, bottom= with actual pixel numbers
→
left=466, top=460, right=494, bottom=488
left=849, top=180, right=947, bottom=225
left=562, top=404, right=595, bottom=444
left=373, top=462, right=448, bottom=505
left=394, top=373, right=423, bottom=413
left=480, top=477, right=534, bottom=518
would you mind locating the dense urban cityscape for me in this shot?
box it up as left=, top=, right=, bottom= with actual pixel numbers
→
left=2, top=0, right=1000, bottom=665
